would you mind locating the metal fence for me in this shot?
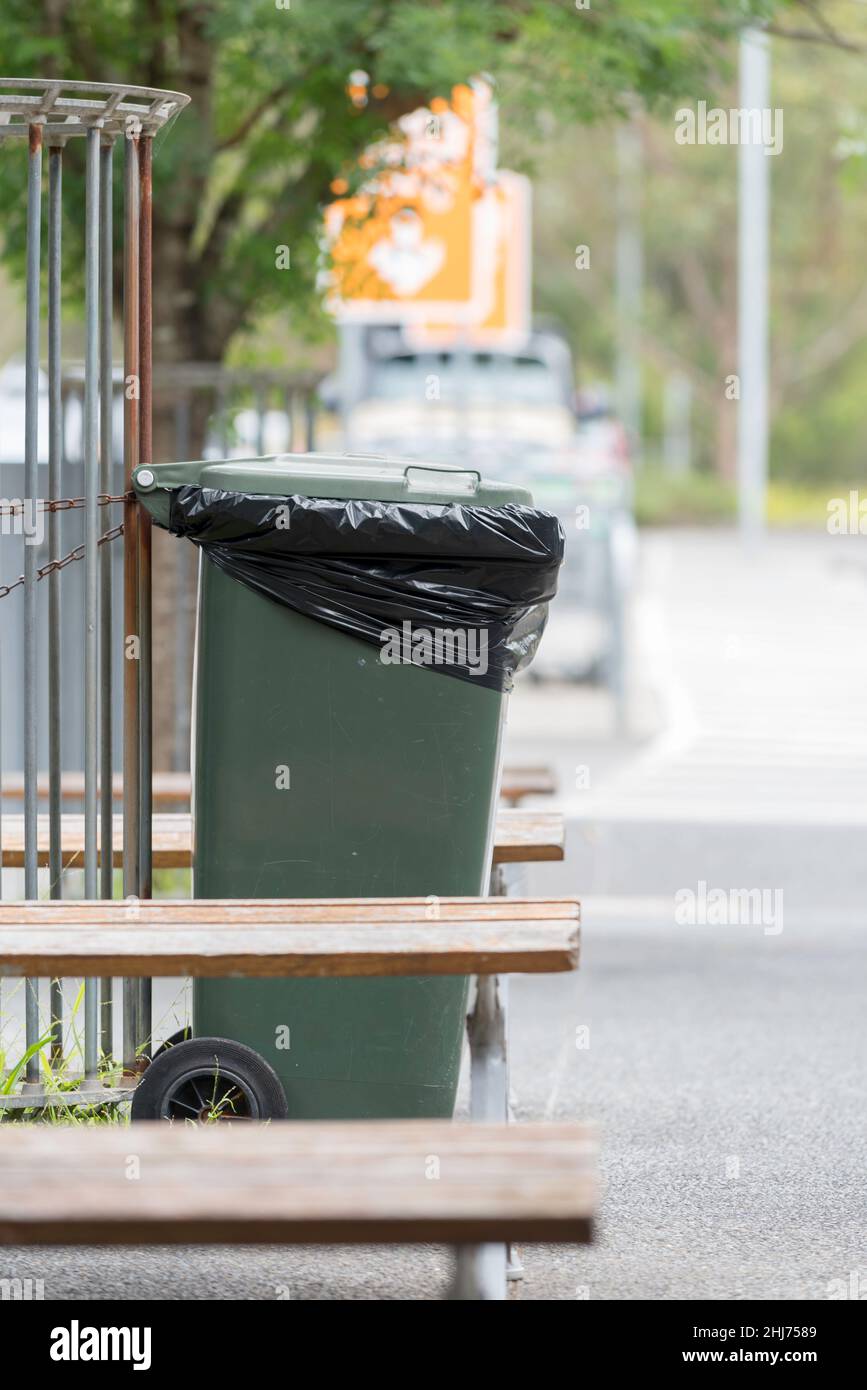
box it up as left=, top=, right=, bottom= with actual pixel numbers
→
left=53, top=364, right=323, bottom=770
left=1, top=365, right=324, bottom=784
left=0, top=77, right=190, bottom=1107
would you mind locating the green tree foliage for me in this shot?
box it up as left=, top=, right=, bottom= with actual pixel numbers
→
left=0, top=0, right=771, bottom=362
left=529, top=0, right=867, bottom=483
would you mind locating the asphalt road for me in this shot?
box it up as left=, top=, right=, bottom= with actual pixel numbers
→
left=3, top=528, right=865, bottom=1300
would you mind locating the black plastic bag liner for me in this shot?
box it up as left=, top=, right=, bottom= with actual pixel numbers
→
left=165, top=486, right=565, bottom=692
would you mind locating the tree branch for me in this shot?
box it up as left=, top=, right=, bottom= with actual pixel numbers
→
left=216, top=81, right=296, bottom=153
left=798, top=0, right=863, bottom=51
left=764, top=23, right=865, bottom=54
left=202, top=156, right=336, bottom=347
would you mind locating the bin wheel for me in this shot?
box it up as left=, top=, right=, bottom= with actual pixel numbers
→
left=130, top=1037, right=289, bottom=1123
left=151, top=1026, right=191, bottom=1061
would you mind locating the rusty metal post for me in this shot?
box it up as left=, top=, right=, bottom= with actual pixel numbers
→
left=173, top=391, right=193, bottom=772
left=122, top=125, right=141, bottom=1073
left=99, top=136, right=115, bottom=1061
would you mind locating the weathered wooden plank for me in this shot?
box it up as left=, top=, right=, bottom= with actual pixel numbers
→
left=499, top=765, right=557, bottom=805
left=495, top=809, right=564, bottom=862
left=0, top=896, right=578, bottom=924
left=0, top=899, right=579, bottom=975
left=0, top=808, right=565, bottom=868
left=0, top=1121, right=595, bottom=1246
left=0, top=911, right=578, bottom=978
left=1, top=770, right=191, bottom=803
left=2, top=765, right=553, bottom=808
left=0, top=814, right=189, bottom=869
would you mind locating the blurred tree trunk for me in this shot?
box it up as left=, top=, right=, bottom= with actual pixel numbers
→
left=715, top=385, right=738, bottom=482
left=145, top=2, right=219, bottom=768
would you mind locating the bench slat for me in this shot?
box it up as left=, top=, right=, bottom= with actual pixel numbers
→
left=2, top=765, right=554, bottom=808
left=494, top=809, right=564, bottom=862
left=1, top=770, right=191, bottom=803
left=0, top=1121, right=595, bottom=1246
left=0, top=897, right=579, bottom=978
left=0, top=809, right=564, bottom=868
left=0, top=896, right=577, bottom=924
left=499, top=765, right=557, bottom=804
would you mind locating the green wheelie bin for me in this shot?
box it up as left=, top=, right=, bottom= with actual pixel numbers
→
left=131, top=454, right=562, bottom=1122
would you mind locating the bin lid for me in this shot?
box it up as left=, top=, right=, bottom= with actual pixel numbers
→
left=134, top=452, right=534, bottom=511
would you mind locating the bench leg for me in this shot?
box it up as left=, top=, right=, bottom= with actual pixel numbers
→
left=468, top=974, right=508, bottom=1123
left=489, top=862, right=527, bottom=899
left=451, top=1242, right=508, bottom=1301
left=486, top=864, right=526, bottom=1286
left=452, top=973, right=510, bottom=1299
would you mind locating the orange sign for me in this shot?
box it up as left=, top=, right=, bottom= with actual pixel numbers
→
left=323, top=79, right=530, bottom=344
left=406, top=171, right=531, bottom=351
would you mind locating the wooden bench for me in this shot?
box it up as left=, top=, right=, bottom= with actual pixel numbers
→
left=0, top=808, right=565, bottom=871
left=0, top=1121, right=595, bottom=1251
left=0, top=894, right=589, bottom=1299
left=0, top=896, right=578, bottom=978
left=2, top=764, right=556, bottom=809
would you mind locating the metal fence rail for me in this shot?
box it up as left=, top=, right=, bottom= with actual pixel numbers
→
left=60, top=363, right=322, bottom=463
left=0, top=77, right=190, bottom=1105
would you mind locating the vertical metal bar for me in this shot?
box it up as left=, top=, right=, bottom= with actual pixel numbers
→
left=337, top=324, right=365, bottom=451
left=451, top=975, right=510, bottom=1299
left=663, top=372, right=692, bottom=477
left=99, top=137, right=115, bottom=1062
left=0, top=630, right=3, bottom=1051
left=217, top=380, right=229, bottom=455
left=737, top=29, right=770, bottom=540
left=256, top=381, right=267, bottom=455
left=137, top=133, right=154, bottom=1059
left=173, top=393, right=192, bottom=772
left=83, top=125, right=101, bottom=1080
left=305, top=388, right=316, bottom=453
left=0, top=628, right=3, bottom=902
left=122, top=129, right=141, bottom=1074
left=285, top=387, right=296, bottom=453
left=23, top=122, right=43, bottom=1085
left=615, top=116, right=643, bottom=468
left=0, top=636, right=2, bottom=1089
left=47, top=143, right=64, bottom=1063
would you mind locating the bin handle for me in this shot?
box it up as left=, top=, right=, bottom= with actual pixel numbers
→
left=404, top=464, right=481, bottom=493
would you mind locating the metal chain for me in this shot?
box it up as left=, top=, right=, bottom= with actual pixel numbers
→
left=0, top=523, right=125, bottom=600
left=0, top=491, right=131, bottom=518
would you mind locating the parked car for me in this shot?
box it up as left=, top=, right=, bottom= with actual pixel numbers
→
left=322, top=324, right=635, bottom=712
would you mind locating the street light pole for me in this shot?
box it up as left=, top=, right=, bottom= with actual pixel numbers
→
left=737, top=28, right=771, bottom=540
left=616, top=115, right=644, bottom=468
